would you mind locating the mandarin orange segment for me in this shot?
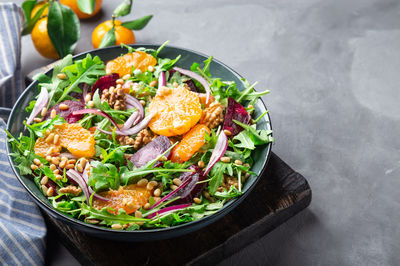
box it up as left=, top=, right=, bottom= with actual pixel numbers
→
left=170, top=124, right=210, bottom=163
left=93, top=185, right=152, bottom=215
left=53, top=123, right=95, bottom=158
left=105, top=51, right=156, bottom=76
left=34, top=137, right=62, bottom=157
left=148, top=86, right=202, bottom=137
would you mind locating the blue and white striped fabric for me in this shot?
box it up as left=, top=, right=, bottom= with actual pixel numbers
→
left=0, top=3, right=23, bottom=108
left=0, top=3, right=47, bottom=265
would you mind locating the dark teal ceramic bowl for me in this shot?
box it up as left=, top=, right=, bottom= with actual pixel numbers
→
left=7, top=44, right=272, bottom=241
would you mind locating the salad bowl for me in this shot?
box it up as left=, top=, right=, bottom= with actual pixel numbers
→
left=6, top=44, right=272, bottom=241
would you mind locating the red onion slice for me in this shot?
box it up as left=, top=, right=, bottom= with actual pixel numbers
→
left=203, top=131, right=228, bottom=176
left=66, top=169, right=91, bottom=204
left=126, top=94, right=144, bottom=120
left=26, top=87, right=49, bottom=125
left=173, top=67, right=211, bottom=104
left=81, top=83, right=90, bottom=103
left=97, top=113, right=154, bottom=136
left=150, top=177, right=191, bottom=209
left=147, top=203, right=191, bottom=219
left=158, top=71, right=166, bottom=88
left=72, top=108, right=120, bottom=130
left=120, top=111, right=139, bottom=130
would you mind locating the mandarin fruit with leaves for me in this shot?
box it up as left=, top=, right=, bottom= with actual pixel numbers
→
left=60, top=0, right=102, bottom=19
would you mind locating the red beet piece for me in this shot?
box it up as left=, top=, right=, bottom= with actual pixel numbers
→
left=174, top=165, right=206, bottom=204
left=91, top=73, right=119, bottom=97
left=223, top=97, right=251, bottom=136
left=130, top=136, right=171, bottom=168
left=45, top=100, right=85, bottom=123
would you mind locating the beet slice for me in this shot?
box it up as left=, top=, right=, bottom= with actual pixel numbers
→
left=45, top=100, right=85, bottom=123
left=91, top=73, right=119, bottom=97
left=130, top=136, right=171, bottom=168
left=174, top=165, right=206, bottom=204
left=223, top=97, right=251, bottom=136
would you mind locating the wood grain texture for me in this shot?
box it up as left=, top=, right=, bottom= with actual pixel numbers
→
left=44, top=152, right=311, bottom=266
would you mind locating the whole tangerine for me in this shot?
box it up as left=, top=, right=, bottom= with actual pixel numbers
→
left=92, top=19, right=135, bottom=49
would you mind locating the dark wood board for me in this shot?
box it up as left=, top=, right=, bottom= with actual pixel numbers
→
left=43, top=152, right=311, bottom=266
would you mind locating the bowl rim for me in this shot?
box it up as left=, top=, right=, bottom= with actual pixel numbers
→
left=6, top=43, right=272, bottom=236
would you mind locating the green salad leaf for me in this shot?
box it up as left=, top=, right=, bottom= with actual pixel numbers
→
left=88, top=161, right=120, bottom=192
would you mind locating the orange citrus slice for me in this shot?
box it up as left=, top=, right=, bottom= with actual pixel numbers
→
left=105, top=51, right=156, bottom=76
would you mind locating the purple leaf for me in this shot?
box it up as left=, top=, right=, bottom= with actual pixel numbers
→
left=130, top=136, right=171, bottom=168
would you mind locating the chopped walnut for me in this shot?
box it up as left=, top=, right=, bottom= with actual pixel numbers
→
left=59, top=185, right=82, bottom=196
left=117, top=136, right=135, bottom=146
left=133, top=128, right=157, bottom=149
left=201, top=102, right=224, bottom=129
left=101, top=86, right=126, bottom=110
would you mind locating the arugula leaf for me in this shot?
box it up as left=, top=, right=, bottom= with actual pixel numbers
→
left=154, top=55, right=181, bottom=77
left=214, top=185, right=243, bottom=199
left=79, top=203, right=148, bottom=226
left=58, top=54, right=105, bottom=103
left=233, top=120, right=274, bottom=146
left=208, top=162, right=227, bottom=195
left=25, top=115, right=66, bottom=138
left=88, top=161, right=120, bottom=192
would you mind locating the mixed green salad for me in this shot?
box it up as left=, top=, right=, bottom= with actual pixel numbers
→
left=7, top=43, right=273, bottom=230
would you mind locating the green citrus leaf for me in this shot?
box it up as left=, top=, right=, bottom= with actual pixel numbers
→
left=99, top=27, right=116, bottom=48
left=121, top=15, right=153, bottom=30
left=21, top=1, right=48, bottom=36
left=47, top=2, right=80, bottom=57
left=113, top=0, right=132, bottom=18
left=77, top=0, right=95, bottom=15
left=21, top=0, right=37, bottom=23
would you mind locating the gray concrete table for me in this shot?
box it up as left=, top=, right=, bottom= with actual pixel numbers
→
left=17, top=0, right=400, bottom=265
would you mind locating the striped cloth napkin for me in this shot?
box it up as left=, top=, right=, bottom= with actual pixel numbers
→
left=0, top=3, right=46, bottom=265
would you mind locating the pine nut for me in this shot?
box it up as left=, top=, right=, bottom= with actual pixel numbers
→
left=154, top=196, right=161, bottom=202
left=198, top=160, right=205, bottom=168
left=33, top=117, right=42, bottom=123
left=140, top=100, right=146, bottom=106
left=137, top=179, right=148, bottom=187
left=50, top=109, right=57, bottom=119
left=220, top=156, right=231, bottom=163
left=172, top=81, right=179, bottom=88
left=172, top=178, right=182, bottom=186
left=111, top=224, right=122, bottom=230
left=84, top=94, right=92, bottom=103
left=77, top=164, right=83, bottom=172
left=88, top=101, right=95, bottom=108
left=147, top=181, right=158, bottom=190
left=193, top=197, right=202, bottom=204
left=149, top=80, right=157, bottom=87
left=116, top=79, right=124, bottom=85
left=41, top=107, right=48, bottom=117
left=46, top=156, right=52, bottom=162
left=46, top=186, right=54, bottom=197
left=203, top=191, right=211, bottom=199
left=223, top=129, right=232, bottom=136
left=45, top=129, right=51, bottom=136
left=46, top=133, right=55, bottom=144
left=80, top=158, right=87, bottom=167
left=67, top=159, right=76, bottom=164
left=57, top=73, right=67, bottom=80
left=143, top=203, right=151, bottom=210
left=56, top=175, right=63, bottom=181
left=234, top=160, right=243, bottom=165
left=86, top=219, right=99, bottom=224
left=248, top=104, right=254, bottom=109
left=122, top=74, right=131, bottom=80
left=53, top=169, right=60, bottom=175
left=153, top=188, right=161, bottom=197
left=33, top=158, right=41, bottom=166
left=40, top=176, right=49, bottom=185
left=135, top=211, right=142, bottom=218
left=49, top=164, right=57, bottom=171
left=53, top=134, right=60, bottom=145
left=46, top=147, right=54, bottom=155
left=59, top=103, right=69, bottom=110
left=243, top=163, right=250, bottom=168
left=31, top=164, right=38, bottom=171
left=148, top=65, right=154, bottom=72
left=116, top=84, right=122, bottom=89
left=65, top=164, right=75, bottom=169
left=109, top=86, right=115, bottom=93
left=159, top=156, right=167, bottom=162
left=245, top=172, right=251, bottom=178
left=170, top=185, right=178, bottom=190
left=41, top=185, right=48, bottom=194
left=59, top=158, right=67, bottom=168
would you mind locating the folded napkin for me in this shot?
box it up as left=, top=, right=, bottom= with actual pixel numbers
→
left=0, top=3, right=46, bottom=265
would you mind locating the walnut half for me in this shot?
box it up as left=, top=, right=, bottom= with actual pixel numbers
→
left=200, top=102, right=224, bottom=129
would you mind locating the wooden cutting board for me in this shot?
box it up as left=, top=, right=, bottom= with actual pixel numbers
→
left=44, top=152, right=311, bottom=265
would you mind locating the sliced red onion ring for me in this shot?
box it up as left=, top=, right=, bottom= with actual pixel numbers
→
left=126, top=94, right=144, bottom=120
left=158, top=71, right=166, bottom=89
left=173, top=67, right=211, bottom=104
left=97, top=113, right=154, bottom=136
left=120, top=111, right=139, bottom=130
left=147, top=203, right=191, bottom=219
left=203, top=131, right=228, bottom=176
left=81, top=83, right=90, bottom=103
left=150, top=177, right=191, bottom=209
left=72, top=108, right=119, bottom=130
left=26, top=87, right=49, bottom=125
left=66, top=169, right=91, bottom=204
